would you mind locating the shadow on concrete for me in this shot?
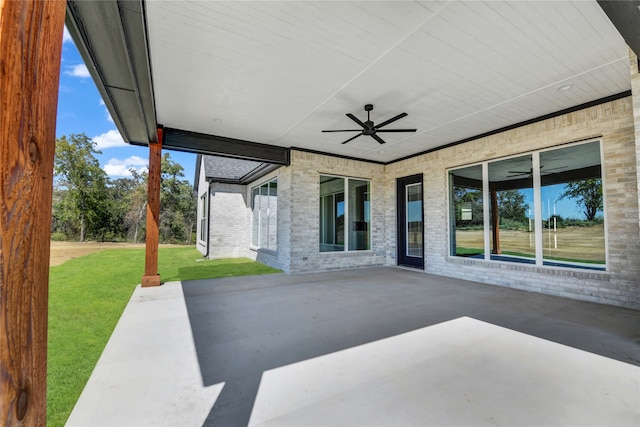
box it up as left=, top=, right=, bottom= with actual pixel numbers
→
left=180, top=267, right=640, bottom=426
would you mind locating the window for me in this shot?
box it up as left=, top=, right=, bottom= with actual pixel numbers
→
left=449, top=141, right=605, bottom=270
left=319, top=175, right=370, bottom=252
left=406, top=183, right=423, bottom=257
left=450, top=164, right=484, bottom=258
left=199, top=193, right=207, bottom=243
left=251, top=179, right=277, bottom=250
left=488, top=155, right=535, bottom=261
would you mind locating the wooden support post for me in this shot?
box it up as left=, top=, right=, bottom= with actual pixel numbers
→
left=490, top=185, right=501, bottom=254
left=142, top=128, right=163, bottom=287
left=0, top=0, right=65, bottom=424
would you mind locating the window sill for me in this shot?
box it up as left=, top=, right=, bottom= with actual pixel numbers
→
left=447, top=255, right=609, bottom=279
left=317, top=250, right=375, bottom=257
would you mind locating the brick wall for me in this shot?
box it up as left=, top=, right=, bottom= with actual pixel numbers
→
left=629, top=49, right=640, bottom=232
left=287, top=151, right=387, bottom=273
left=207, top=182, right=250, bottom=259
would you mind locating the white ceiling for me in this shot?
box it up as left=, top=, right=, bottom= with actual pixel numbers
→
left=146, top=1, right=629, bottom=163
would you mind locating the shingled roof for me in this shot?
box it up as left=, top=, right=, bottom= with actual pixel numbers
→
left=194, top=154, right=281, bottom=189
left=203, top=156, right=263, bottom=180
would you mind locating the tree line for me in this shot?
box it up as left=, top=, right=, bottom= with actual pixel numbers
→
left=454, top=181, right=603, bottom=230
left=52, top=133, right=196, bottom=244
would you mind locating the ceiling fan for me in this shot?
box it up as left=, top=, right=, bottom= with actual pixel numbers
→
left=322, top=104, right=417, bottom=144
left=507, top=165, right=568, bottom=178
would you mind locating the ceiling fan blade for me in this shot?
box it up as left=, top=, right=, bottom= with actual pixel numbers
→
left=374, top=112, right=408, bottom=129
left=341, top=133, right=363, bottom=144
left=322, top=130, right=362, bottom=132
left=508, top=170, right=530, bottom=174
left=375, top=129, right=417, bottom=132
left=371, top=134, right=387, bottom=145
left=346, top=113, right=367, bottom=129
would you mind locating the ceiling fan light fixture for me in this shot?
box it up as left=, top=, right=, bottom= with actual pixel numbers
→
left=322, top=104, right=416, bottom=145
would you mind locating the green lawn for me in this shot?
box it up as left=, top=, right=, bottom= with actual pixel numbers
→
left=47, top=247, right=280, bottom=426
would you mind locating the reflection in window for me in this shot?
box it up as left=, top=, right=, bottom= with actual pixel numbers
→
left=540, top=142, right=604, bottom=267
left=488, top=155, right=535, bottom=262
left=406, top=183, right=423, bottom=257
left=348, top=179, right=370, bottom=251
left=448, top=141, right=605, bottom=270
left=319, top=176, right=344, bottom=252
left=449, top=165, right=484, bottom=257
left=251, top=179, right=277, bottom=250
left=320, top=175, right=370, bottom=252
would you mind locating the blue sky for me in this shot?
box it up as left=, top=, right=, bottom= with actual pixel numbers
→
left=57, top=28, right=196, bottom=183
left=524, top=184, right=599, bottom=220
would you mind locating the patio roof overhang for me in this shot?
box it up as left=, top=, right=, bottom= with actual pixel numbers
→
left=65, top=0, right=639, bottom=165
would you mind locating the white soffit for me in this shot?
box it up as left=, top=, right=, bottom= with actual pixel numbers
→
left=146, top=1, right=629, bottom=163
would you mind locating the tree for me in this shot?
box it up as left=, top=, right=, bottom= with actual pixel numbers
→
left=122, top=169, right=147, bottom=243
left=158, top=154, right=196, bottom=243
left=52, top=141, right=196, bottom=243
left=559, top=178, right=603, bottom=221
left=497, top=190, right=527, bottom=222
left=54, top=134, right=111, bottom=241
left=108, top=174, right=142, bottom=241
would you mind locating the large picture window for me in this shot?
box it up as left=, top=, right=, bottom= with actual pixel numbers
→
left=449, top=141, right=605, bottom=270
left=320, top=175, right=370, bottom=252
left=251, top=179, right=277, bottom=250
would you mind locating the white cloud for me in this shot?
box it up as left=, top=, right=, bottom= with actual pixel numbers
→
left=93, top=130, right=126, bottom=150
left=65, top=64, right=90, bottom=78
left=63, top=26, right=73, bottom=44
left=98, top=99, right=114, bottom=123
left=104, top=156, right=149, bottom=178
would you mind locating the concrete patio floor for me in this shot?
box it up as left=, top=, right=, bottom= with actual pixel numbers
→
left=66, top=267, right=640, bottom=427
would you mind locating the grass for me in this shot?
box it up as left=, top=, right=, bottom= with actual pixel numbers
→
left=454, top=247, right=484, bottom=257
left=47, top=247, right=280, bottom=427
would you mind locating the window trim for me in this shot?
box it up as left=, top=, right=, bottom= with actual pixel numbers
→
left=447, top=139, right=607, bottom=272
left=198, top=192, right=207, bottom=244
left=404, top=182, right=423, bottom=259
left=250, top=177, right=278, bottom=251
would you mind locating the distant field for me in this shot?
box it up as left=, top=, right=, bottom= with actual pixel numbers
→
left=49, top=241, right=182, bottom=266
left=456, top=224, right=605, bottom=263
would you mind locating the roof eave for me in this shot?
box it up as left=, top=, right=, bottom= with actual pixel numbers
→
left=66, top=0, right=157, bottom=145
left=598, top=0, right=640, bottom=58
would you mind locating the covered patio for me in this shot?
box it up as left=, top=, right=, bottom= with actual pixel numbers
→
left=3, top=1, right=640, bottom=425
left=67, top=267, right=639, bottom=426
